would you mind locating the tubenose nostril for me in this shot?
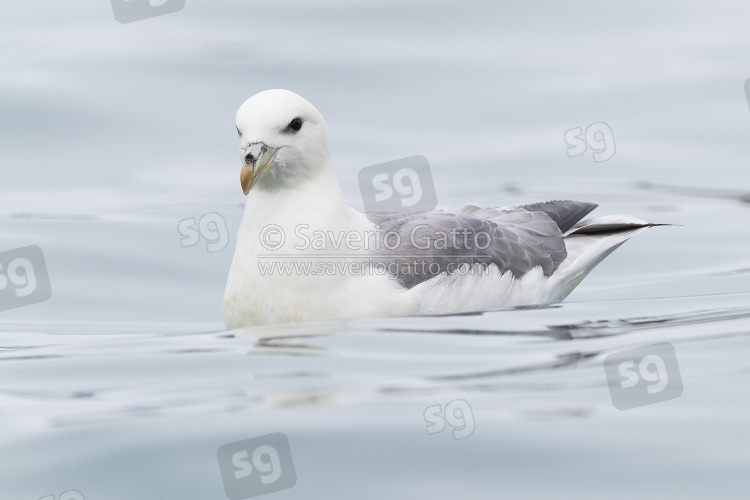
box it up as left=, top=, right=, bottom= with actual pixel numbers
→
left=244, top=152, right=256, bottom=164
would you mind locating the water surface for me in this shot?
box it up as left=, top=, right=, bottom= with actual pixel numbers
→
left=1, top=0, right=750, bottom=498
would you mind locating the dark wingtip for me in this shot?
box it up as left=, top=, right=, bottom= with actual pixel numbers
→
left=568, top=221, right=677, bottom=235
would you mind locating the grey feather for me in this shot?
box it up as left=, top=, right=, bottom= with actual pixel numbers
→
left=366, top=200, right=598, bottom=288
left=516, top=200, right=598, bottom=233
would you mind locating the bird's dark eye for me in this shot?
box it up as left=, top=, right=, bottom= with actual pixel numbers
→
left=289, top=118, right=303, bottom=132
left=236, top=126, right=241, bottom=136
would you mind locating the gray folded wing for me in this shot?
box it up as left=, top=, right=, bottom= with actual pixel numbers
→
left=515, top=200, right=598, bottom=233
left=366, top=200, right=597, bottom=288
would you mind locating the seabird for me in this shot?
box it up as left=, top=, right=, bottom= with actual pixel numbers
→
left=224, top=89, right=657, bottom=327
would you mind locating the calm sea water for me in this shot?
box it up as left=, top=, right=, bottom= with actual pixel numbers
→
left=2, top=1, right=750, bottom=499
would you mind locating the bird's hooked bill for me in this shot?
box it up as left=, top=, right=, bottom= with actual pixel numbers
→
left=241, top=143, right=280, bottom=195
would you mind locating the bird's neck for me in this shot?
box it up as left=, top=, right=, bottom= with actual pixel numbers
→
left=241, top=169, right=365, bottom=235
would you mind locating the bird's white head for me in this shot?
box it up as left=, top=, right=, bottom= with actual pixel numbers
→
left=236, top=89, right=331, bottom=194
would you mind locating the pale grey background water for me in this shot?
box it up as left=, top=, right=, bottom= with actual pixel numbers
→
left=1, top=1, right=749, bottom=499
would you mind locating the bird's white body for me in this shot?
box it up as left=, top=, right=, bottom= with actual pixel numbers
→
left=223, top=177, right=645, bottom=327
left=224, top=170, right=417, bottom=327
left=223, top=89, right=653, bottom=327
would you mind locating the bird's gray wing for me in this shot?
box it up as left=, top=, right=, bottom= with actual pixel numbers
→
left=366, top=200, right=594, bottom=288
left=453, top=200, right=598, bottom=233
left=514, top=200, right=598, bottom=233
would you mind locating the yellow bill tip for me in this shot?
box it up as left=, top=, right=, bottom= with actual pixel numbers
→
left=240, top=165, right=253, bottom=195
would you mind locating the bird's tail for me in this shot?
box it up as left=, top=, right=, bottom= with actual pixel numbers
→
left=547, top=216, right=662, bottom=302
